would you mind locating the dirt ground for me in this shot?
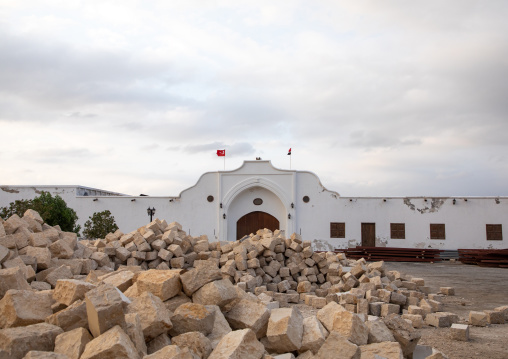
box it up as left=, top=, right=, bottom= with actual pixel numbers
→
left=385, top=261, right=508, bottom=359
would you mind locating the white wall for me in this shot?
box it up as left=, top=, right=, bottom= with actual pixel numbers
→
left=1, top=161, right=507, bottom=250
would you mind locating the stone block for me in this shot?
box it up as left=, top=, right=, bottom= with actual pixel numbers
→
left=46, top=266, right=74, bottom=288
left=299, top=315, right=328, bottom=354
left=208, top=328, right=264, bottom=359
left=169, top=302, right=214, bottom=337
left=469, top=311, right=488, bottom=327
left=127, top=291, right=173, bottom=341
left=383, top=314, right=421, bottom=358
left=52, top=279, right=96, bottom=306
left=3, top=215, right=27, bottom=235
left=266, top=307, right=304, bottom=353
left=425, top=313, right=451, bottom=328
left=100, top=270, right=134, bottom=292
left=164, top=293, right=192, bottom=312
left=85, top=284, right=127, bottom=338
left=369, top=302, right=383, bottom=317
left=0, top=323, right=63, bottom=359
left=192, top=278, right=237, bottom=309
left=49, top=240, right=74, bottom=259
left=54, top=327, right=93, bottom=359
left=316, top=301, right=346, bottom=332
left=172, top=331, right=212, bottom=359
left=440, top=287, right=455, bottom=296
left=31, top=281, right=51, bottom=291
left=146, top=333, right=171, bottom=355
left=390, top=292, right=407, bottom=306
left=80, top=325, right=139, bottom=359
left=484, top=310, right=505, bottom=324
left=311, top=297, right=327, bottom=309
left=448, top=323, right=470, bottom=342
left=381, top=303, right=400, bottom=317
left=136, top=269, right=182, bottom=301
left=366, top=318, right=395, bottom=343
left=331, top=311, right=368, bottom=346
left=45, top=300, right=89, bottom=332
left=144, top=345, right=194, bottom=359
left=21, top=351, right=68, bottom=358
left=124, top=313, right=148, bottom=358
left=494, top=305, right=508, bottom=321
left=224, top=299, right=270, bottom=339
left=0, top=244, right=9, bottom=264
left=314, top=331, right=360, bottom=359
left=359, top=341, right=404, bottom=359
left=23, top=210, right=44, bottom=225
left=25, top=247, right=51, bottom=271
left=205, top=305, right=232, bottom=349
left=0, top=290, right=53, bottom=328
left=0, top=267, right=31, bottom=298
left=401, top=314, right=423, bottom=328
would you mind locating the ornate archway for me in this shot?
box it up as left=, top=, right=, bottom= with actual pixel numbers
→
left=236, top=211, right=279, bottom=239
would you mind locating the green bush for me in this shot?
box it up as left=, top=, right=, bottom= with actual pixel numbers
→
left=0, top=191, right=81, bottom=234
left=83, top=210, right=119, bottom=239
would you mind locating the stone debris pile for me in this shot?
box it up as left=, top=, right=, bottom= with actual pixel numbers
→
left=0, top=210, right=506, bottom=358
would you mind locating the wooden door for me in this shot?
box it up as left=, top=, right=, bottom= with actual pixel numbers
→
left=361, top=223, right=376, bottom=247
left=236, top=211, right=279, bottom=240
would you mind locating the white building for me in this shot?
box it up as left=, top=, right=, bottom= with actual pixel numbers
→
left=1, top=160, right=506, bottom=250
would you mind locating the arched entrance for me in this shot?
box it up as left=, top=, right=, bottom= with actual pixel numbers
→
left=236, top=211, right=279, bottom=240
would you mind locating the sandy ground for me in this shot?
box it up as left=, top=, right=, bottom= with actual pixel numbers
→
left=385, top=261, right=508, bottom=359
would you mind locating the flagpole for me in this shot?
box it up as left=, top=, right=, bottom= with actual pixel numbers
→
left=224, top=153, right=225, bottom=171
left=290, top=154, right=291, bottom=170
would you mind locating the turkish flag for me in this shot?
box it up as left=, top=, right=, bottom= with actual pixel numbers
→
left=217, top=150, right=225, bottom=156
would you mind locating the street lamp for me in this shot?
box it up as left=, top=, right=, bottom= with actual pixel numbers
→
left=147, top=207, right=156, bottom=222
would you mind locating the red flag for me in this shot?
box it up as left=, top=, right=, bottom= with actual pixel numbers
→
left=217, top=149, right=225, bottom=157
left=287, top=148, right=291, bottom=155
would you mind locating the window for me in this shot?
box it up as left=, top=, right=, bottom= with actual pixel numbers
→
left=486, top=224, right=503, bottom=241
left=390, top=223, right=405, bottom=239
left=430, top=224, right=445, bottom=239
left=331, top=222, right=345, bottom=238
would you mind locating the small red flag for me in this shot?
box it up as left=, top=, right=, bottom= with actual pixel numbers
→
left=217, top=149, right=225, bottom=157
left=287, top=148, right=291, bottom=155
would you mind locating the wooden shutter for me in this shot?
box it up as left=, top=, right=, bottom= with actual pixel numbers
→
left=486, top=224, right=503, bottom=241
left=390, top=223, right=405, bottom=239
left=430, top=224, right=445, bottom=239
left=330, top=222, right=345, bottom=238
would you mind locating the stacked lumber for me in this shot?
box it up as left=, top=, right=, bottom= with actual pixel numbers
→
left=458, top=249, right=508, bottom=268
left=335, top=246, right=443, bottom=262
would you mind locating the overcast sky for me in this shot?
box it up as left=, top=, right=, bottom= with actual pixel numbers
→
left=1, top=1, right=508, bottom=197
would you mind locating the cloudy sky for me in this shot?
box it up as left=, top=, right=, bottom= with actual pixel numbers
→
left=1, top=1, right=508, bottom=197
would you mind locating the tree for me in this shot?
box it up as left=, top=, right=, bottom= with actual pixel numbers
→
left=83, top=210, right=119, bottom=239
left=0, top=191, right=81, bottom=234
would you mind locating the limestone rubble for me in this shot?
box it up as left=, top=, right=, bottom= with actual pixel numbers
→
left=0, top=210, right=506, bottom=358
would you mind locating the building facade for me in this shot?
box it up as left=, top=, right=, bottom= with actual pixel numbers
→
left=1, top=160, right=506, bottom=250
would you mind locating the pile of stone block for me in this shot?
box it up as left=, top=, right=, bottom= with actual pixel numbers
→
left=1, top=210, right=507, bottom=358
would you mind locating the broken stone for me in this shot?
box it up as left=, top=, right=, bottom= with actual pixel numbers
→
left=172, top=331, right=212, bottom=359
left=45, top=266, right=74, bottom=288
left=45, top=299, right=88, bottom=332
left=299, top=315, right=329, bottom=354
left=316, top=301, right=346, bottom=332
left=100, top=270, right=134, bottom=293
left=85, top=284, right=127, bottom=338
left=383, top=314, right=421, bottom=358
left=25, top=247, right=52, bottom=271
left=0, top=267, right=31, bottom=298
left=54, top=327, right=93, bottom=359
left=80, top=325, right=139, bottom=359
left=0, top=290, right=53, bottom=328
left=266, top=307, right=304, bottom=353
left=180, top=261, right=222, bottom=296
left=224, top=299, right=270, bottom=339
left=0, top=323, right=63, bottom=359
left=208, top=328, right=264, bottom=359
left=169, top=302, right=214, bottom=337
left=21, top=351, right=69, bottom=359
left=52, top=279, right=96, bottom=306
left=366, top=318, right=395, bottom=343
left=205, top=305, right=233, bottom=349
left=124, top=313, right=148, bottom=358
left=136, top=269, right=182, bottom=301
left=332, top=311, right=368, bottom=346
left=49, top=240, right=74, bottom=259
left=126, top=291, right=173, bottom=342
left=313, top=331, right=360, bottom=359
left=359, top=341, right=404, bottom=359
left=192, top=278, right=237, bottom=309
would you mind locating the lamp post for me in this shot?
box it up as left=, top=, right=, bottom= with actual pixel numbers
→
left=147, top=207, right=156, bottom=222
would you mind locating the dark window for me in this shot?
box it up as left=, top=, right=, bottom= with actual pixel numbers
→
left=303, top=196, right=310, bottom=203
left=253, top=198, right=263, bottom=205
left=390, top=223, right=405, bottom=239
left=330, top=222, right=345, bottom=238
left=207, top=195, right=214, bottom=202
left=430, top=224, right=446, bottom=240
left=486, top=224, right=503, bottom=241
